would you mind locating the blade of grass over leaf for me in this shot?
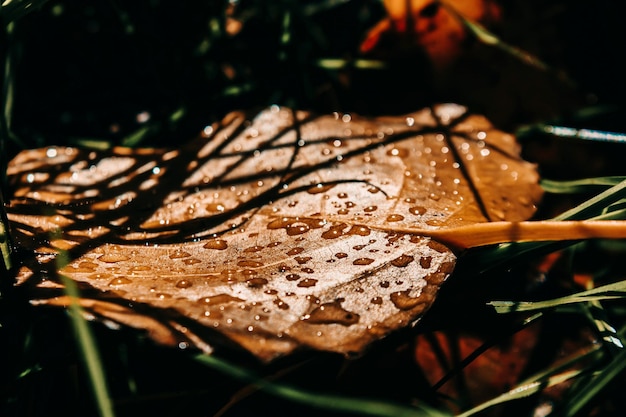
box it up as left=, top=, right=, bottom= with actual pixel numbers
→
left=0, top=20, right=17, bottom=271
left=54, top=235, right=115, bottom=417
left=0, top=212, right=12, bottom=271
left=194, top=353, right=449, bottom=417
left=376, top=220, right=626, bottom=252
left=462, top=178, right=626, bottom=274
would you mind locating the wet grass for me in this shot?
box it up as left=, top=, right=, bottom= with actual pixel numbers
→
left=2, top=1, right=626, bottom=416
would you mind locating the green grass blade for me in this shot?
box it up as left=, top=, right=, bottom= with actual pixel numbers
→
left=562, top=346, right=626, bottom=417
left=541, top=177, right=626, bottom=194
left=488, top=279, right=626, bottom=313
left=457, top=370, right=583, bottom=417
left=317, top=58, right=387, bottom=70
left=0, top=209, right=12, bottom=271
left=0, top=0, right=51, bottom=23
left=541, top=125, right=626, bottom=144
left=194, top=353, right=449, bottom=417
left=55, top=244, right=116, bottom=417
left=552, top=179, right=626, bottom=221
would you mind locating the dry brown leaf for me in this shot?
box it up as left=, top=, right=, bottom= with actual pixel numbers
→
left=7, top=104, right=543, bottom=361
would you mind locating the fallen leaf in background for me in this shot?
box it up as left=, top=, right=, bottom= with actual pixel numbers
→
left=414, top=325, right=540, bottom=412
left=6, top=104, right=543, bottom=361
left=361, top=0, right=502, bottom=70
left=358, top=0, right=581, bottom=128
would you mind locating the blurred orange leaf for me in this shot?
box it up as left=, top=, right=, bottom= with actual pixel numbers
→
left=361, top=0, right=502, bottom=68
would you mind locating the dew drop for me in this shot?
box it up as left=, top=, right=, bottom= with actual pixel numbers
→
left=88, top=272, right=113, bottom=280
left=409, top=206, right=427, bottom=216
left=297, top=278, right=318, bottom=288
left=303, top=300, right=359, bottom=326
left=170, top=250, right=191, bottom=259
left=242, top=269, right=258, bottom=277
left=391, top=254, right=414, bottom=267
left=307, top=184, right=336, bottom=194
left=238, top=260, right=264, bottom=268
left=108, top=277, right=131, bottom=286
left=246, top=277, right=269, bottom=288
left=98, top=253, right=129, bottom=263
left=203, top=239, right=228, bottom=250
left=294, top=256, right=312, bottom=264
left=419, top=256, right=432, bottom=268
left=386, top=147, right=408, bottom=157
left=492, top=209, right=506, bottom=220
left=244, top=245, right=264, bottom=253
left=286, top=273, right=300, bottom=281
left=287, top=247, right=304, bottom=256
left=348, top=225, right=371, bottom=236
left=286, top=223, right=310, bottom=235
left=364, top=205, right=378, bottom=212
left=175, top=279, right=193, bottom=289
left=335, top=252, right=348, bottom=259
left=199, top=294, right=244, bottom=305
left=70, top=261, right=98, bottom=273
left=206, top=203, right=226, bottom=212
left=390, top=291, right=424, bottom=310
left=353, top=258, right=374, bottom=266
left=321, top=224, right=347, bottom=239
left=386, top=214, right=404, bottom=222
left=371, top=296, right=383, bottom=305
left=274, top=298, right=290, bottom=310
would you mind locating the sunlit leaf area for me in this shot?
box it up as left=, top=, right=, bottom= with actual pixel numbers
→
left=2, top=1, right=626, bottom=416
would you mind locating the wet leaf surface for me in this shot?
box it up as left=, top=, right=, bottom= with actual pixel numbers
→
left=6, top=104, right=542, bottom=361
